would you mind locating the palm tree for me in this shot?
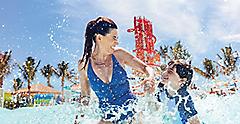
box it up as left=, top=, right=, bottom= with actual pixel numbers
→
left=159, top=45, right=170, bottom=63
left=18, top=57, right=40, bottom=103
left=193, top=58, right=217, bottom=79
left=170, top=41, right=191, bottom=60
left=56, top=61, right=69, bottom=100
left=40, top=64, right=54, bottom=88
left=66, top=69, right=78, bottom=85
left=215, top=45, right=239, bottom=76
left=13, top=78, right=23, bottom=91
left=13, top=78, right=24, bottom=108
left=0, top=50, right=12, bottom=88
left=203, top=58, right=217, bottom=78
left=157, top=41, right=191, bottom=63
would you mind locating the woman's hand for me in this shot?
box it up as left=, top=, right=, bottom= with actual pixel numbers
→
left=80, top=96, right=90, bottom=106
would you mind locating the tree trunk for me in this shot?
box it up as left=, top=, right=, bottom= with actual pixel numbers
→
left=61, top=76, right=64, bottom=102
left=0, top=77, right=3, bottom=88
left=47, top=76, right=53, bottom=88
left=13, top=79, right=17, bottom=91
left=27, top=79, right=31, bottom=104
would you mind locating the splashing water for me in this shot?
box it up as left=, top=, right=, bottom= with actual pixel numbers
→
left=2, top=43, right=239, bottom=122
left=71, top=77, right=240, bottom=124
left=47, top=15, right=78, bottom=61
left=1, top=13, right=239, bottom=124
left=1, top=73, right=240, bottom=124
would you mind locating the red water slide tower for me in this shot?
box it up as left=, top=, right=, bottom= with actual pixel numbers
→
left=127, top=16, right=160, bottom=66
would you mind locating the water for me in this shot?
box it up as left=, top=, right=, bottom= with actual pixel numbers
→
left=1, top=12, right=239, bottom=124
left=1, top=91, right=240, bottom=124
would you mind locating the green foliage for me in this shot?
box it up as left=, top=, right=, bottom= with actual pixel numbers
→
left=158, top=41, right=191, bottom=63
left=216, top=45, right=239, bottom=76
left=40, top=64, right=55, bottom=88
left=0, top=50, right=12, bottom=88
left=13, top=78, right=23, bottom=91
left=18, top=57, right=41, bottom=81
left=194, top=58, right=218, bottom=79
left=203, top=58, right=217, bottom=77
left=170, top=41, right=191, bottom=60
left=57, top=61, right=69, bottom=77
left=194, top=45, right=239, bottom=79
left=0, top=50, right=12, bottom=78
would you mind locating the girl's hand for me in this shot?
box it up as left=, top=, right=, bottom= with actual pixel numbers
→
left=141, top=77, right=155, bottom=93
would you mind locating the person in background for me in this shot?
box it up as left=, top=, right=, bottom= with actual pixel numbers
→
left=56, top=95, right=62, bottom=105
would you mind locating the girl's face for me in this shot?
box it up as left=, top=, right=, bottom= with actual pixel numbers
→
left=161, top=61, right=187, bottom=89
left=161, top=63, right=181, bottom=85
left=97, top=29, right=119, bottom=54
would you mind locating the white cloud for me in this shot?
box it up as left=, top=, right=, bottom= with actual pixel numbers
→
left=223, top=34, right=240, bottom=42
left=57, top=0, right=240, bottom=54
left=208, top=0, right=240, bottom=42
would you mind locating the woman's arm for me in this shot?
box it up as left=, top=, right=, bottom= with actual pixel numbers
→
left=114, top=48, right=154, bottom=77
left=78, top=60, right=91, bottom=105
left=114, top=48, right=155, bottom=92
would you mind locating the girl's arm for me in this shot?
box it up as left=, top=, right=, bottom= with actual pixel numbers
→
left=188, top=115, right=201, bottom=124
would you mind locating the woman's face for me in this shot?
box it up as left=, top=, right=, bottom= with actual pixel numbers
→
left=98, top=29, right=119, bottom=54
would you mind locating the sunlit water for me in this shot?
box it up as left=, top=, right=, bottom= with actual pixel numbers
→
left=1, top=91, right=240, bottom=124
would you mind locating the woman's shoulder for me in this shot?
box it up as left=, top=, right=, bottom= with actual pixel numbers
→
left=113, top=47, right=131, bottom=56
left=113, top=47, right=129, bottom=67
left=114, top=47, right=125, bottom=52
left=113, top=47, right=129, bottom=59
left=113, top=47, right=135, bottom=60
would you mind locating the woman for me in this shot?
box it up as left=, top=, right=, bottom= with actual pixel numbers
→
left=78, top=17, right=155, bottom=123
left=156, top=60, right=201, bottom=124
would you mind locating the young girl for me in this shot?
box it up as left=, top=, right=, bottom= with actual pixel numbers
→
left=156, top=60, right=201, bottom=124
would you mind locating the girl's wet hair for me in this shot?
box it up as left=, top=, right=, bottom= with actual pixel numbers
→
left=169, top=60, right=193, bottom=86
left=79, top=17, right=118, bottom=70
left=175, top=64, right=193, bottom=86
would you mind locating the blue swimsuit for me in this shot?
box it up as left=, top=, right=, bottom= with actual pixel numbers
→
left=156, top=85, right=198, bottom=124
left=87, top=54, right=136, bottom=123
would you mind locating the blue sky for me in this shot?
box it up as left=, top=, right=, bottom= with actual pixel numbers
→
left=1, top=0, right=240, bottom=91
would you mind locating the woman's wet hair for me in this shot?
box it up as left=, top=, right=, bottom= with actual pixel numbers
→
left=79, top=17, right=118, bottom=70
